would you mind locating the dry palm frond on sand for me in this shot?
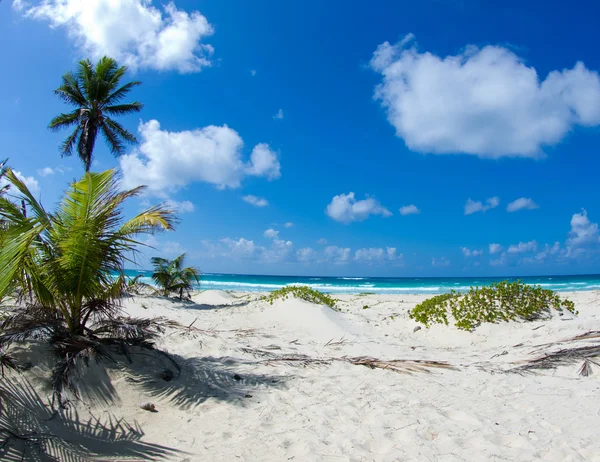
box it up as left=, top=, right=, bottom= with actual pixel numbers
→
left=241, top=348, right=455, bottom=374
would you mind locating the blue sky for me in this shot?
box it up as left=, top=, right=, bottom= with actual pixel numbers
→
left=2, top=0, right=600, bottom=277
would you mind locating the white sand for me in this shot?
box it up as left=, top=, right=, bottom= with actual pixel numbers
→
left=9, top=290, right=600, bottom=461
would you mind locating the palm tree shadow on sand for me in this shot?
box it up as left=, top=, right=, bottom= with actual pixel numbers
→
left=118, top=349, right=288, bottom=410
left=0, top=375, right=182, bottom=461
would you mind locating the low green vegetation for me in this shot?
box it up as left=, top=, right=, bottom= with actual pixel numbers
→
left=409, top=281, right=577, bottom=331
left=264, top=286, right=338, bottom=310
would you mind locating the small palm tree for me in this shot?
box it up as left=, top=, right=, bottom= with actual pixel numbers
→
left=49, top=57, right=143, bottom=171
left=151, top=254, right=200, bottom=300
left=0, top=169, right=176, bottom=402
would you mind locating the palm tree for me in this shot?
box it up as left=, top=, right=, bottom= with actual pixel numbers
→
left=0, top=168, right=176, bottom=402
left=49, top=57, right=143, bottom=172
left=151, top=254, right=200, bottom=299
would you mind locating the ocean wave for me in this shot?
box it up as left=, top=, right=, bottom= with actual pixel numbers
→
left=340, top=277, right=365, bottom=280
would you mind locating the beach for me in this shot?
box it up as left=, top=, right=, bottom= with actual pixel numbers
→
left=10, top=289, right=600, bottom=461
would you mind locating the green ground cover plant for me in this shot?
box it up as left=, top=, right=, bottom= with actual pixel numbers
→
left=409, top=281, right=577, bottom=331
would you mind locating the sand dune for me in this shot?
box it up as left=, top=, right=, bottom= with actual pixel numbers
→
left=5, top=290, right=600, bottom=461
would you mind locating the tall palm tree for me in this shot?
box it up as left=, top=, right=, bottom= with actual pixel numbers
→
left=49, top=57, right=143, bottom=172
left=0, top=168, right=176, bottom=401
left=151, top=254, right=201, bottom=299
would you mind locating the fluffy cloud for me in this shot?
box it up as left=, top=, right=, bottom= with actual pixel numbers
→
left=326, top=192, right=392, bottom=224
left=507, top=240, right=538, bottom=254
left=399, top=204, right=420, bottom=216
left=161, top=241, right=186, bottom=257
left=37, top=167, right=60, bottom=177
left=461, top=247, right=483, bottom=257
left=317, top=238, right=328, bottom=245
left=432, top=257, right=450, bottom=267
left=0, top=170, right=40, bottom=197
left=371, top=34, right=600, bottom=158
left=489, top=243, right=503, bottom=254
left=273, top=109, right=284, bottom=120
left=507, top=197, right=539, bottom=212
left=263, top=228, right=279, bottom=239
left=354, top=247, right=403, bottom=262
left=296, top=247, right=317, bottom=262
left=19, top=0, right=214, bottom=73
left=283, top=222, right=294, bottom=228
left=245, top=143, right=281, bottom=180
left=164, top=199, right=194, bottom=213
left=120, top=120, right=280, bottom=195
left=242, top=195, right=269, bottom=207
left=324, top=246, right=351, bottom=264
left=566, top=209, right=600, bottom=257
left=218, top=238, right=259, bottom=259
left=464, top=197, right=499, bottom=215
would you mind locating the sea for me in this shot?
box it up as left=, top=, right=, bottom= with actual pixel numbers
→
left=123, top=270, right=600, bottom=294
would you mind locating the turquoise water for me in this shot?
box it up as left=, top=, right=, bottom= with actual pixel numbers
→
left=124, top=270, right=600, bottom=294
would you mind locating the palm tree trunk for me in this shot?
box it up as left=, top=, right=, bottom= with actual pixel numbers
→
left=179, top=287, right=183, bottom=300
left=82, top=122, right=99, bottom=172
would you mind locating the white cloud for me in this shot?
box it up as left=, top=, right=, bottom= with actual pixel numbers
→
left=507, top=197, right=539, bottom=212
left=242, top=195, right=269, bottom=207
left=399, top=204, right=420, bottom=216
left=283, top=222, right=294, bottom=228
left=354, top=247, right=403, bottom=262
left=461, top=247, right=483, bottom=257
left=296, top=247, right=317, bottom=262
left=507, top=240, right=538, bottom=254
left=245, top=143, right=281, bottom=180
left=464, top=196, right=499, bottom=215
left=263, top=228, right=279, bottom=239
left=273, top=109, right=284, bottom=120
left=489, top=243, right=503, bottom=254
left=317, top=238, right=328, bottom=245
left=324, top=246, right=351, bottom=264
left=37, top=167, right=57, bottom=177
left=120, top=120, right=280, bottom=195
left=219, top=238, right=259, bottom=259
left=432, top=257, right=450, bottom=267
left=250, top=69, right=257, bottom=77
left=371, top=34, right=600, bottom=158
left=20, top=0, right=214, bottom=73
left=164, top=199, right=194, bottom=213
left=566, top=209, right=600, bottom=257
left=0, top=170, right=40, bottom=197
left=527, top=242, right=561, bottom=263
left=262, top=239, right=293, bottom=263
left=162, top=240, right=186, bottom=257
left=326, top=192, right=392, bottom=224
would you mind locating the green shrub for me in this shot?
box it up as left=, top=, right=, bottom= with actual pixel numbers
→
left=409, top=281, right=577, bottom=331
left=263, top=286, right=338, bottom=310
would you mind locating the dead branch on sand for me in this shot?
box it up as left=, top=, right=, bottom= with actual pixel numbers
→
left=240, top=348, right=455, bottom=374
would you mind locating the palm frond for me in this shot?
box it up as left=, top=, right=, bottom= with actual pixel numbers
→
left=48, top=111, right=80, bottom=131
left=103, top=102, right=143, bottom=116
left=100, top=123, right=126, bottom=156
left=103, top=80, right=142, bottom=106
left=104, top=118, right=138, bottom=144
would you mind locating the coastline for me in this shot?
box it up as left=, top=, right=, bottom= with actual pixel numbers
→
left=10, top=288, right=600, bottom=460
left=125, top=269, right=600, bottom=294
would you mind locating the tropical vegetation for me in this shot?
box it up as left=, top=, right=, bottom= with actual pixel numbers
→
left=264, top=285, right=338, bottom=310
left=151, top=254, right=201, bottom=299
left=409, top=280, right=577, bottom=331
left=0, top=168, right=176, bottom=403
left=49, top=56, right=143, bottom=171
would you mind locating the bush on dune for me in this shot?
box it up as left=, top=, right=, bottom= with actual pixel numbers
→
left=0, top=168, right=177, bottom=404
left=264, top=286, right=338, bottom=310
left=409, top=280, right=577, bottom=331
